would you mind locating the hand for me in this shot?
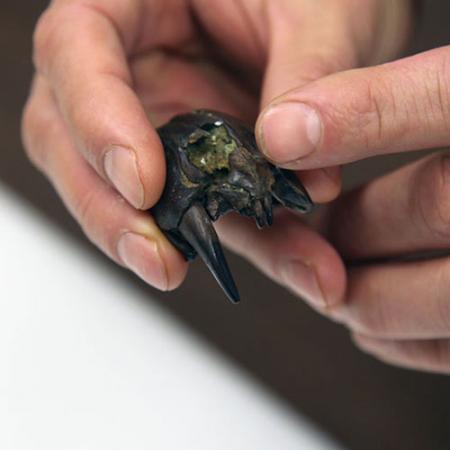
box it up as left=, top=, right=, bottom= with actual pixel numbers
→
left=322, top=153, right=450, bottom=374
left=22, top=0, right=407, bottom=293
left=227, top=2, right=450, bottom=373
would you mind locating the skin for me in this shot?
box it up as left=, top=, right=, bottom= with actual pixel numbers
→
left=24, top=0, right=450, bottom=374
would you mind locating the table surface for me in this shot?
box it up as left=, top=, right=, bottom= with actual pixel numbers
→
left=0, top=185, right=343, bottom=449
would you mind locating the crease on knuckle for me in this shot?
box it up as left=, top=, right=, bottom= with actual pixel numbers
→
left=436, top=59, right=450, bottom=125
left=77, top=0, right=140, bottom=53
left=297, top=48, right=357, bottom=83
left=338, top=71, right=413, bottom=156
left=424, top=54, right=450, bottom=129
left=358, top=76, right=404, bottom=151
left=358, top=299, right=390, bottom=337
left=414, top=154, right=450, bottom=241
left=74, top=185, right=127, bottom=258
left=74, top=186, right=101, bottom=234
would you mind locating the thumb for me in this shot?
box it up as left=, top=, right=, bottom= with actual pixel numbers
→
left=257, top=46, right=450, bottom=169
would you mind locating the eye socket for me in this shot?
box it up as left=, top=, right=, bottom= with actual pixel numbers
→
left=186, top=125, right=237, bottom=174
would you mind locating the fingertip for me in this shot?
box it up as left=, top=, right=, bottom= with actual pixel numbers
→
left=157, top=238, right=189, bottom=292
left=281, top=236, right=346, bottom=311
left=134, top=217, right=188, bottom=291
left=280, top=260, right=328, bottom=310
left=304, top=228, right=347, bottom=309
left=272, top=212, right=347, bottom=310
left=298, top=166, right=342, bottom=203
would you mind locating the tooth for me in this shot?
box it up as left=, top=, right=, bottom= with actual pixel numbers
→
left=272, top=169, right=314, bottom=213
left=179, top=203, right=240, bottom=303
left=254, top=200, right=268, bottom=229
left=264, top=195, right=273, bottom=226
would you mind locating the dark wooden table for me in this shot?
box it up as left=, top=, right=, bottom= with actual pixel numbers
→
left=2, top=1, right=450, bottom=449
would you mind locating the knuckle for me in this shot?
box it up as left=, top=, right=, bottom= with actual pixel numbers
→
left=354, top=305, right=389, bottom=337
left=73, top=185, right=125, bottom=258
left=21, top=95, right=48, bottom=171
left=21, top=98, right=35, bottom=155
left=415, top=153, right=450, bottom=240
left=75, top=187, right=97, bottom=228
left=74, top=186, right=106, bottom=236
left=422, top=50, right=450, bottom=129
left=64, top=99, right=99, bottom=167
left=33, top=8, right=58, bottom=72
left=356, top=76, right=404, bottom=150
left=328, top=72, right=409, bottom=154
left=434, top=70, right=450, bottom=126
left=432, top=261, right=450, bottom=330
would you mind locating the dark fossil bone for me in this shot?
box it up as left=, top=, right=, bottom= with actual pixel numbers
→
left=152, top=110, right=314, bottom=303
left=179, top=202, right=240, bottom=302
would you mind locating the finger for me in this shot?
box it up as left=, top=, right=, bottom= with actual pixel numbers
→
left=297, top=166, right=342, bottom=204
left=33, top=0, right=189, bottom=208
left=22, top=76, right=187, bottom=290
left=259, top=2, right=368, bottom=202
left=257, top=46, right=450, bottom=169
left=321, top=152, right=450, bottom=260
left=333, top=256, right=450, bottom=340
left=353, top=334, right=450, bottom=374
left=216, top=210, right=346, bottom=311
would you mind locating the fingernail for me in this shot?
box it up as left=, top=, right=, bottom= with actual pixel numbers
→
left=259, top=102, right=322, bottom=164
left=281, top=261, right=326, bottom=309
left=117, top=232, right=168, bottom=291
left=104, top=147, right=144, bottom=209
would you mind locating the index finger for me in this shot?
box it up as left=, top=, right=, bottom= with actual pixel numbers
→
left=33, top=0, right=175, bottom=208
left=257, top=47, right=450, bottom=170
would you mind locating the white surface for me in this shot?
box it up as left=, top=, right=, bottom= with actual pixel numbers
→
left=0, top=185, right=343, bottom=450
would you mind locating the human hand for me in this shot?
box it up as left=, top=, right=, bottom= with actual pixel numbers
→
left=23, top=0, right=408, bottom=293
left=222, top=1, right=450, bottom=373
